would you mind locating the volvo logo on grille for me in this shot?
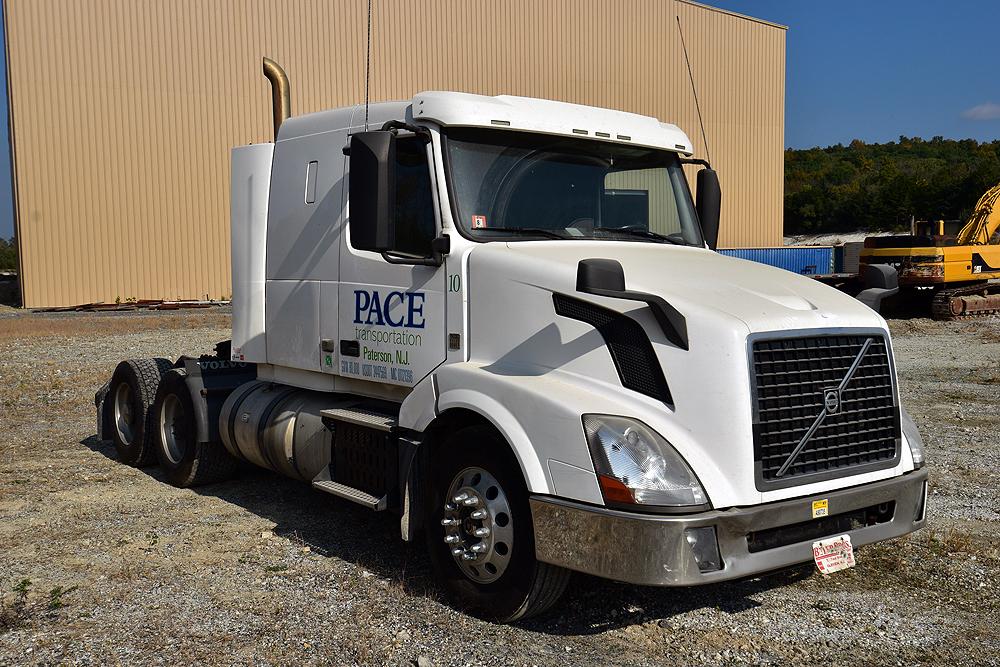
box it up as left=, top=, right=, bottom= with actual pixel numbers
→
left=774, top=337, right=874, bottom=478
left=824, top=389, right=841, bottom=414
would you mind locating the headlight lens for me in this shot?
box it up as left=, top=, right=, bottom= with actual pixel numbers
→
left=900, top=405, right=926, bottom=469
left=583, top=415, right=708, bottom=509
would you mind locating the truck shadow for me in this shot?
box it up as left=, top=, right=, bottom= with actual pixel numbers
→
left=83, top=435, right=815, bottom=636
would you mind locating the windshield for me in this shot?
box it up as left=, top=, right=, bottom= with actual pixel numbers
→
left=444, top=128, right=704, bottom=246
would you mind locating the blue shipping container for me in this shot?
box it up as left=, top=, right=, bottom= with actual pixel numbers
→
left=718, top=247, right=834, bottom=276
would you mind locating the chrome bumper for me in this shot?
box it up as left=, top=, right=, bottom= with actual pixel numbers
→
left=530, top=469, right=928, bottom=587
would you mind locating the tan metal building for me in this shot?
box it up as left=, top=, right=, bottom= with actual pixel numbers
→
left=4, top=0, right=785, bottom=308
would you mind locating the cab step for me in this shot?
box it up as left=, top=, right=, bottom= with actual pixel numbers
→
left=311, top=479, right=387, bottom=511
left=320, top=406, right=397, bottom=432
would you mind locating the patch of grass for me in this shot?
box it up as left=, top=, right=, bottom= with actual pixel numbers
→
left=47, top=585, right=77, bottom=611
left=264, top=564, right=288, bottom=573
left=920, top=526, right=996, bottom=562
left=0, top=579, right=31, bottom=632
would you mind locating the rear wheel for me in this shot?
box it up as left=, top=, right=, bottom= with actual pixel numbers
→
left=108, top=358, right=172, bottom=467
left=425, top=425, right=570, bottom=622
left=152, top=369, right=237, bottom=487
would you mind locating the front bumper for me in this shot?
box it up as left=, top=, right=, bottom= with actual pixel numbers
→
left=531, top=468, right=928, bottom=586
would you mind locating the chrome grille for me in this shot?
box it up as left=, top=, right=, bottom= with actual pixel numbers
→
left=750, top=333, right=900, bottom=489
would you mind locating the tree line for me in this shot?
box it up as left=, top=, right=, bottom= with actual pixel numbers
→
left=784, top=136, right=1000, bottom=234
left=0, top=237, right=15, bottom=271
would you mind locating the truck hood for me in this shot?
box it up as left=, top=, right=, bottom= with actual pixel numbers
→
left=463, top=241, right=900, bottom=508
left=489, top=241, right=885, bottom=333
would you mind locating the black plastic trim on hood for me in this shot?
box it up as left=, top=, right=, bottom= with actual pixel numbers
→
left=553, top=293, right=673, bottom=405
left=576, top=258, right=689, bottom=351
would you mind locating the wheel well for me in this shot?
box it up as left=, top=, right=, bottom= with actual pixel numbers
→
left=422, top=408, right=523, bottom=477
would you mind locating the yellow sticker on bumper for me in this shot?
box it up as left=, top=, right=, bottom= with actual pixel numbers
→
left=812, top=499, right=829, bottom=518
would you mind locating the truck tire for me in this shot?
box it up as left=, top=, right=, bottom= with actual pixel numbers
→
left=108, top=358, right=173, bottom=467
left=152, top=368, right=237, bottom=487
left=425, top=425, right=570, bottom=622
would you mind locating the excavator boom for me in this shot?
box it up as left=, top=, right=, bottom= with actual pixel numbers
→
left=956, top=182, right=1000, bottom=245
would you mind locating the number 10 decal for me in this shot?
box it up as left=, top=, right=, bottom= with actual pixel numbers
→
left=448, top=274, right=462, bottom=292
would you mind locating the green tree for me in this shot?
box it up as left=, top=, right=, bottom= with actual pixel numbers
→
left=784, top=137, right=1000, bottom=234
left=0, top=237, right=17, bottom=271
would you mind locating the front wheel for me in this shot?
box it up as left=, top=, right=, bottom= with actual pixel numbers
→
left=425, top=425, right=570, bottom=622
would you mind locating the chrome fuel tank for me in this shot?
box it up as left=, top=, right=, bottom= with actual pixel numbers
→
left=219, top=381, right=332, bottom=482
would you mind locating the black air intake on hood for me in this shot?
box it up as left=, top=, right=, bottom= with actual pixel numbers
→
left=553, top=293, right=672, bottom=405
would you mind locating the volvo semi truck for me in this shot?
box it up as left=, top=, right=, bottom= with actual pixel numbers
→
left=95, top=59, right=927, bottom=622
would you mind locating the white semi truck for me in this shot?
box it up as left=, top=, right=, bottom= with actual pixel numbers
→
left=96, top=60, right=927, bottom=622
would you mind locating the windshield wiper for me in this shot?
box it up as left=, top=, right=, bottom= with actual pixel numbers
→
left=592, top=227, right=687, bottom=245
left=476, top=227, right=568, bottom=240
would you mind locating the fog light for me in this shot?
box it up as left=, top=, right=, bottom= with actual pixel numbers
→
left=684, top=526, right=722, bottom=572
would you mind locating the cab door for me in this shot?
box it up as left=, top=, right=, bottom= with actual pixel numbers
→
left=338, top=135, right=447, bottom=388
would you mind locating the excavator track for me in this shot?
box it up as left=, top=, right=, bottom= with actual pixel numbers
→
left=931, top=283, right=1000, bottom=320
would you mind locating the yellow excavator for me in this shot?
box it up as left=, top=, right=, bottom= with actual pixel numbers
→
left=859, top=182, right=1000, bottom=319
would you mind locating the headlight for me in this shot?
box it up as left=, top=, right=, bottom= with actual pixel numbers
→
left=583, top=415, right=709, bottom=510
left=900, top=405, right=926, bottom=469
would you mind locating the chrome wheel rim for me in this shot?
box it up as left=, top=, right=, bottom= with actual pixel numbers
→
left=113, top=383, right=135, bottom=444
left=442, top=466, right=514, bottom=584
left=159, top=393, right=187, bottom=465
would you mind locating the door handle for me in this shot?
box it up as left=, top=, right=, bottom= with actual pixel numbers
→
left=340, top=340, right=360, bottom=357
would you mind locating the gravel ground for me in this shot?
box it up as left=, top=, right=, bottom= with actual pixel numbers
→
left=0, top=309, right=998, bottom=666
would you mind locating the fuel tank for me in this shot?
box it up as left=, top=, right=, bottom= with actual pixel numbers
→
left=219, top=381, right=332, bottom=482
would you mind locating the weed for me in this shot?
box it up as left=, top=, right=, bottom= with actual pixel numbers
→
left=0, top=579, right=31, bottom=632
left=264, top=564, right=288, bottom=573
left=47, top=585, right=77, bottom=611
left=924, top=527, right=978, bottom=556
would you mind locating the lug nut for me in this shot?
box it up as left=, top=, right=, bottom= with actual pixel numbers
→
left=444, top=534, right=460, bottom=544
left=444, top=503, right=456, bottom=512
left=462, top=551, right=477, bottom=561
left=441, top=517, right=459, bottom=527
left=470, top=509, right=487, bottom=520
left=452, top=492, right=469, bottom=504
left=451, top=547, right=465, bottom=557
left=470, top=543, right=488, bottom=553
left=461, top=496, right=480, bottom=507
left=473, top=527, right=490, bottom=537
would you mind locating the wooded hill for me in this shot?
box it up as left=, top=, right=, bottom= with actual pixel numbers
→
left=784, top=136, right=1000, bottom=234
left=0, top=237, right=16, bottom=271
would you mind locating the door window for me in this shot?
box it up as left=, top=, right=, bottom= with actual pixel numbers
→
left=393, top=138, right=437, bottom=257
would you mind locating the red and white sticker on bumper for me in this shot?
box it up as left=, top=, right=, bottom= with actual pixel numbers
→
left=812, top=534, right=856, bottom=574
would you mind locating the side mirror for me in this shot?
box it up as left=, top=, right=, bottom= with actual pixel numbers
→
left=696, top=168, right=721, bottom=250
left=349, top=131, right=396, bottom=252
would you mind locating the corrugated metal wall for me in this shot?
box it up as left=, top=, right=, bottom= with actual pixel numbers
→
left=4, top=0, right=785, bottom=307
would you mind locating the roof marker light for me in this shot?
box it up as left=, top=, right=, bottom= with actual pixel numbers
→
left=491, top=119, right=511, bottom=126
left=572, top=129, right=588, bottom=135
left=595, top=131, right=611, bottom=138
left=617, top=134, right=631, bottom=141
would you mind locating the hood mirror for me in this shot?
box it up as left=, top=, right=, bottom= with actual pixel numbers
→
left=576, top=259, right=689, bottom=351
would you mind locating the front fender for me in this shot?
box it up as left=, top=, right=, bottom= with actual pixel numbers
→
left=431, top=362, right=607, bottom=503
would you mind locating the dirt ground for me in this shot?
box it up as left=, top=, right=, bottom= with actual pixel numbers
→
left=0, top=309, right=998, bottom=666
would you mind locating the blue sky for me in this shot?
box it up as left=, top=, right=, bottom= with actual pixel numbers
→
left=1, top=1, right=999, bottom=239
left=705, top=0, right=1000, bottom=149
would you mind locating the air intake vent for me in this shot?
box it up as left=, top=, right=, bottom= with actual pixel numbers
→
left=750, top=333, right=900, bottom=490
left=553, top=294, right=671, bottom=404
